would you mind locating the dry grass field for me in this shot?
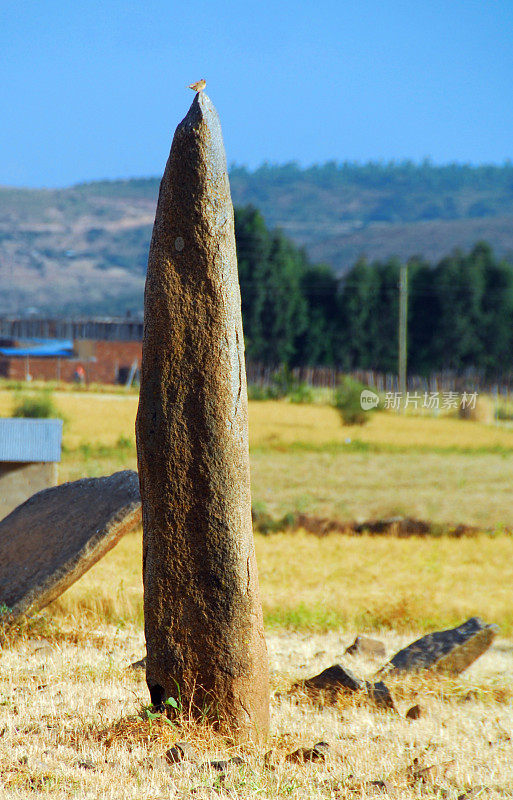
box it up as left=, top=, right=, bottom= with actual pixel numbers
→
left=47, top=529, right=513, bottom=636
left=1, top=387, right=513, bottom=527
left=1, top=620, right=512, bottom=799
left=1, top=385, right=513, bottom=797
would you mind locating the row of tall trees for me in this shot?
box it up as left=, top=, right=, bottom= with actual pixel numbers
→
left=235, top=206, right=513, bottom=375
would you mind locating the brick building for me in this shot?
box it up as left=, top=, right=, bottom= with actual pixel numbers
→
left=0, top=318, right=143, bottom=385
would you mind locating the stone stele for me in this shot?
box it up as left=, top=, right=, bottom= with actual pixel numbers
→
left=136, top=92, right=269, bottom=741
left=0, top=470, right=141, bottom=622
left=379, top=617, right=498, bottom=676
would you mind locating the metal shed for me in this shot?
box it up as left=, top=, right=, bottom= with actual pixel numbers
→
left=0, top=419, right=63, bottom=520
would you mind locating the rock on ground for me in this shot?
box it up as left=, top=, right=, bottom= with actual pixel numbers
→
left=299, top=664, right=364, bottom=697
left=0, top=470, right=141, bottom=622
left=379, top=617, right=498, bottom=676
left=345, top=635, right=386, bottom=658
left=366, top=680, right=396, bottom=711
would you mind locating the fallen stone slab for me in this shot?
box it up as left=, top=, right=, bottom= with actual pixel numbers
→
left=345, top=635, right=386, bottom=659
left=0, top=470, right=141, bottom=622
left=379, top=617, right=498, bottom=676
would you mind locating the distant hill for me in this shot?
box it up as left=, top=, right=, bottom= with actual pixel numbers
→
left=1, top=161, right=513, bottom=315
left=230, top=162, right=513, bottom=269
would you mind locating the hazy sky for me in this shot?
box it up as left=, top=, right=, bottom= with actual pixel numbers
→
left=1, top=0, right=512, bottom=187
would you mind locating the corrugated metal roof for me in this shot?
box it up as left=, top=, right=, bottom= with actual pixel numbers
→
left=0, top=419, right=63, bottom=463
left=0, top=339, right=74, bottom=358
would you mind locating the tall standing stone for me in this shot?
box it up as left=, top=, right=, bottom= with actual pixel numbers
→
left=136, top=92, right=269, bottom=741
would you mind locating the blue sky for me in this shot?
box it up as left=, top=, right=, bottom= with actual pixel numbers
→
left=1, top=0, right=512, bottom=187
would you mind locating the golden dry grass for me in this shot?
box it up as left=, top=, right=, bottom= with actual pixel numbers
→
left=1, top=389, right=513, bottom=452
left=1, top=387, right=513, bottom=796
left=1, top=619, right=512, bottom=799
left=47, top=528, right=513, bottom=636
left=249, top=400, right=513, bottom=451
left=250, top=447, right=513, bottom=527
left=2, top=387, right=513, bottom=527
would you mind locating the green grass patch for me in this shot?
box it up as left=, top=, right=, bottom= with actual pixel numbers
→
left=11, top=389, right=65, bottom=421
left=264, top=601, right=513, bottom=636
left=62, top=435, right=135, bottom=460
left=264, top=603, right=347, bottom=631
left=252, top=439, right=513, bottom=457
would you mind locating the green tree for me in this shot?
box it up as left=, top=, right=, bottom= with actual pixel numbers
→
left=478, top=245, right=513, bottom=374
left=408, top=257, right=438, bottom=375
left=338, top=258, right=377, bottom=368
left=295, top=264, right=339, bottom=365
left=367, top=259, right=400, bottom=372
left=235, top=207, right=307, bottom=365
left=430, top=248, right=485, bottom=370
left=256, top=231, right=307, bottom=365
left=234, top=205, right=271, bottom=360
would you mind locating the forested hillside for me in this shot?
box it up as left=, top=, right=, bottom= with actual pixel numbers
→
left=1, top=161, right=513, bottom=326
left=230, top=161, right=513, bottom=270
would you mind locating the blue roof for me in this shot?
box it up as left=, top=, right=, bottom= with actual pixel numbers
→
left=0, top=419, right=63, bottom=462
left=0, top=339, right=74, bottom=358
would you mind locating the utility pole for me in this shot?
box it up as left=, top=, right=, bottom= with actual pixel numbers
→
left=398, top=264, right=408, bottom=399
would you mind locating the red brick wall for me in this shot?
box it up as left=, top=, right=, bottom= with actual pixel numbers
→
left=92, top=340, right=142, bottom=384
left=0, top=340, right=142, bottom=385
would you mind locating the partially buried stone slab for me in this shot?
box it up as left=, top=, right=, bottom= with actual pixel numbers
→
left=379, top=617, right=498, bottom=676
left=0, top=470, right=141, bottom=622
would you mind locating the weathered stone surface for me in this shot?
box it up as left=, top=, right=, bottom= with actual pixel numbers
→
left=345, top=635, right=386, bottom=659
left=285, top=742, right=330, bottom=763
left=130, top=657, right=147, bottom=671
left=300, top=664, right=364, bottom=695
left=406, top=703, right=422, bottom=720
left=379, top=617, right=498, bottom=676
left=165, top=742, right=195, bottom=764
left=366, top=680, right=396, bottom=711
left=136, top=92, right=269, bottom=742
left=0, top=470, right=141, bottom=622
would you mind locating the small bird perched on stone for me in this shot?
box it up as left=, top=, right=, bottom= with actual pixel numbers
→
left=188, top=79, right=206, bottom=92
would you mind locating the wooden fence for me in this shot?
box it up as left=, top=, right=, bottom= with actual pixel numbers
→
left=245, top=363, right=513, bottom=400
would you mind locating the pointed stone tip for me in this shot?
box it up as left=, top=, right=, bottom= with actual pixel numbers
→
left=183, top=91, right=214, bottom=123
left=175, top=92, right=224, bottom=165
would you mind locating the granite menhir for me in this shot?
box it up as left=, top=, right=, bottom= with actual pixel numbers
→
left=136, top=92, right=269, bottom=742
